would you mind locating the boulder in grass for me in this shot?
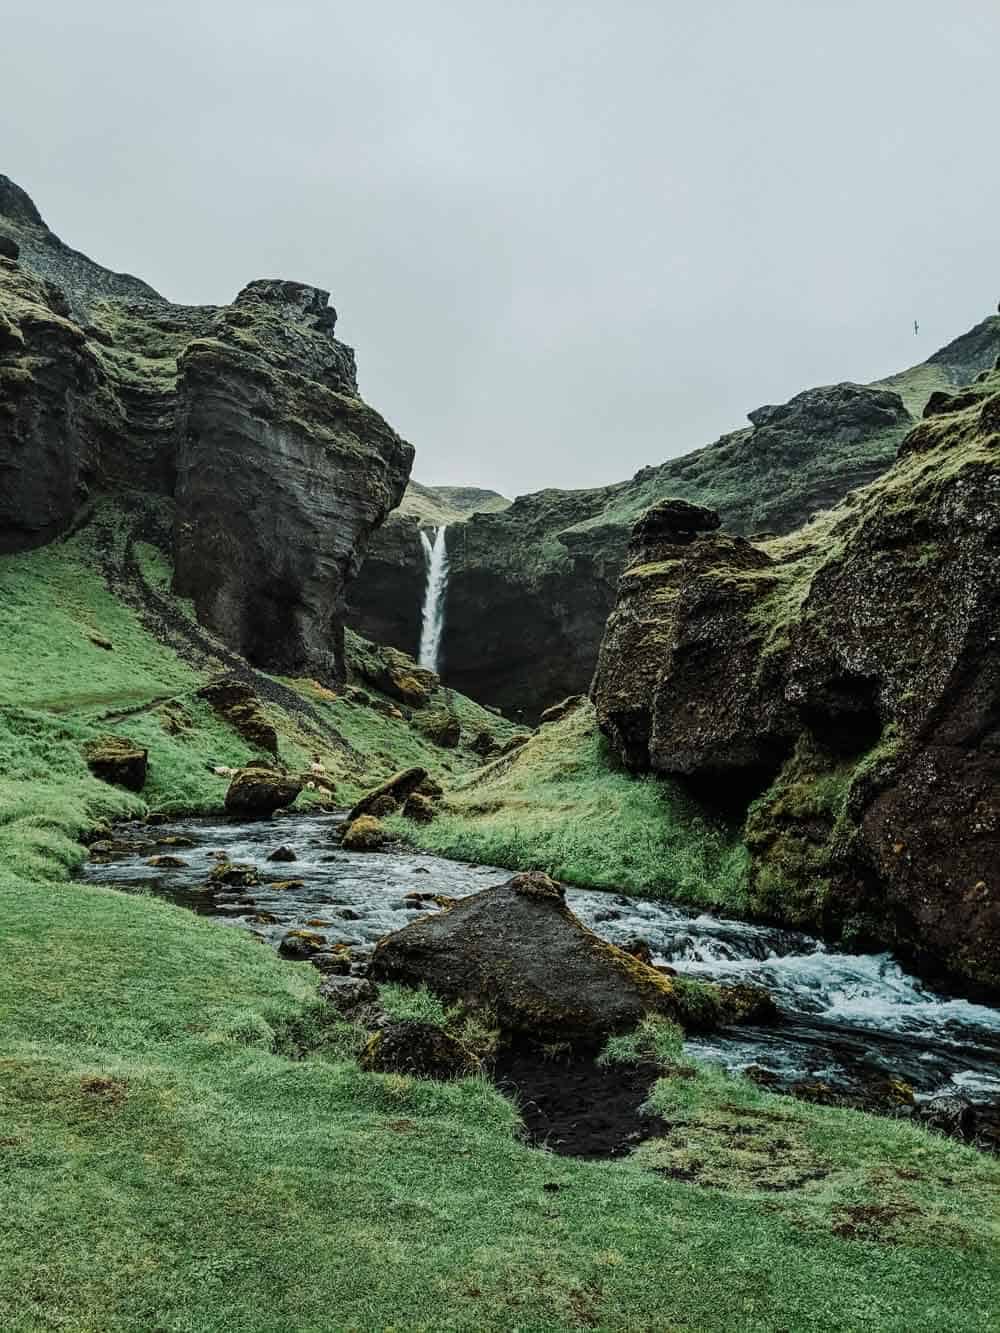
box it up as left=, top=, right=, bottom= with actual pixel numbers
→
left=347, top=767, right=427, bottom=822
left=402, top=792, right=435, bottom=823
left=370, top=871, right=690, bottom=1046
left=359, top=1021, right=477, bottom=1080
left=82, top=736, right=148, bottom=792
left=224, top=765, right=301, bottom=816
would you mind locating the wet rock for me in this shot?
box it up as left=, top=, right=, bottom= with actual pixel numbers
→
left=266, top=845, right=297, bottom=862
left=319, top=974, right=378, bottom=1011
left=370, top=870, right=690, bottom=1045
left=278, top=929, right=327, bottom=961
left=341, top=816, right=385, bottom=852
left=311, top=947, right=353, bottom=976
left=266, top=878, right=305, bottom=891
left=621, top=936, right=653, bottom=965
left=224, top=765, right=301, bottom=817
left=156, top=835, right=195, bottom=847
left=718, top=983, right=781, bottom=1026
left=917, top=1094, right=976, bottom=1139
left=208, top=861, right=260, bottom=888
left=337, top=907, right=362, bottom=920
left=145, top=854, right=188, bottom=868
left=359, top=1021, right=477, bottom=1080
left=348, top=767, right=427, bottom=822
left=402, top=792, right=435, bottom=823
left=82, top=737, right=148, bottom=792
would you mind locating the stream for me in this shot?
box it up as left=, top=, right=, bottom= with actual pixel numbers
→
left=80, top=811, right=1000, bottom=1142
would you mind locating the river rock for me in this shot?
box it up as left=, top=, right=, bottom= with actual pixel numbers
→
left=224, top=765, right=301, bottom=816
left=266, top=845, right=297, bottom=862
left=341, top=815, right=385, bottom=851
left=348, top=767, right=427, bottom=822
left=318, top=975, right=378, bottom=1012
left=82, top=736, right=148, bottom=792
left=369, top=870, right=686, bottom=1045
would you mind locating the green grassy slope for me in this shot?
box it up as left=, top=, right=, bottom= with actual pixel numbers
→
left=393, top=702, right=751, bottom=908
left=3, top=503, right=1000, bottom=1330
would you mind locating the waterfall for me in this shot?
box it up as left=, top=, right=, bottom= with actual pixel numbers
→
left=418, top=525, right=449, bottom=673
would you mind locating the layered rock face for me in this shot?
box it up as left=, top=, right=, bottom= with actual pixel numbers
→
left=351, top=323, right=1000, bottom=717
left=0, top=176, right=413, bottom=678
left=593, top=366, right=1000, bottom=995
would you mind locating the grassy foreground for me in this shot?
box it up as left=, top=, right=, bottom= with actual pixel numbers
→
left=3, top=511, right=1000, bottom=1330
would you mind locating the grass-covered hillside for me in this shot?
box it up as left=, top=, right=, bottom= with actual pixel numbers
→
left=3, top=499, right=1000, bottom=1330
left=0, top=495, right=516, bottom=884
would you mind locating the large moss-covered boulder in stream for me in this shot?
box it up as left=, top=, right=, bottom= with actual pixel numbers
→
left=593, top=363, right=1000, bottom=996
left=224, top=765, right=301, bottom=816
left=370, top=870, right=688, bottom=1045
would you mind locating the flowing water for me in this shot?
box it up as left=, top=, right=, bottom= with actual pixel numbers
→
left=80, top=811, right=1000, bottom=1135
left=418, top=525, right=448, bottom=673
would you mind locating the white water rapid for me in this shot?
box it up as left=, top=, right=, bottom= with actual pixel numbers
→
left=418, top=525, right=449, bottom=673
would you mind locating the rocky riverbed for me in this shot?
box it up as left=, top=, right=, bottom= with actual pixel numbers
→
left=81, top=811, right=1000, bottom=1152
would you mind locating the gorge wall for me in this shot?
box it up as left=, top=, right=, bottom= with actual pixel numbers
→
left=593, top=365, right=1000, bottom=996
left=350, top=320, right=1000, bottom=719
left=0, top=175, right=413, bottom=680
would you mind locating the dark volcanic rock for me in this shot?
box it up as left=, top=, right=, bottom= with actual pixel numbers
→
left=594, top=368, right=1000, bottom=995
left=172, top=280, right=412, bottom=680
left=369, top=870, right=685, bottom=1045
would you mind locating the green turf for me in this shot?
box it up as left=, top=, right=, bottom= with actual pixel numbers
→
left=2, top=510, right=1000, bottom=1330
left=391, top=702, right=752, bottom=909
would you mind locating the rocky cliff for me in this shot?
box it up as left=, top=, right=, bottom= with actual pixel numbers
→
left=0, top=175, right=413, bottom=679
left=593, top=365, right=1000, bottom=996
left=350, top=322, right=1000, bottom=718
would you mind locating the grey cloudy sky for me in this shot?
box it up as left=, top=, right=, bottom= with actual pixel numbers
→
left=3, top=1, right=998, bottom=496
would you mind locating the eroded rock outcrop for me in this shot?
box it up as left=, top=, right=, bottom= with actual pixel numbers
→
left=0, top=176, right=413, bottom=679
left=594, top=366, right=1000, bottom=995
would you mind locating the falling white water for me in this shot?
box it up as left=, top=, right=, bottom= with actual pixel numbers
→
left=418, top=525, right=448, bottom=673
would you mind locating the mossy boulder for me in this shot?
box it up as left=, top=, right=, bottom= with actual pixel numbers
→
left=341, top=815, right=385, bottom=851
left=278, top=930, right=327, bottom=961
left=197, top=676, right=278, bottom=754
left=82, top=736, right=148, bottom=792
left=539, top=694, right=587, bottom=725
left=224, top=765, right=301, bottom=816
left=414, top=709, right=461, bottom=748
left=208, top=861, right=260, bottom=888
left=402, top=792, right=435, bottom=823
left=348, top=767, right=427, bottom=822
left=370, top=870, right=697, bottom=1046
left=359, top=1021, right=477, bottom=1080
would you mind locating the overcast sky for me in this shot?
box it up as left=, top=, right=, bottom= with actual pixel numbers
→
left=3, top=1, right=998, bottom=496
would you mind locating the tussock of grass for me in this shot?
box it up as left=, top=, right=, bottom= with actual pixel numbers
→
left=393, top=703, right=751, bottom=908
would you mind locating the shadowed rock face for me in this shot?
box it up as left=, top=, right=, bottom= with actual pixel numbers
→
left=594, top=366, right=1000, bottom=996
left=0, top=177, right=413, bottom=679
left=350, top=325, right=1000, bottom=718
